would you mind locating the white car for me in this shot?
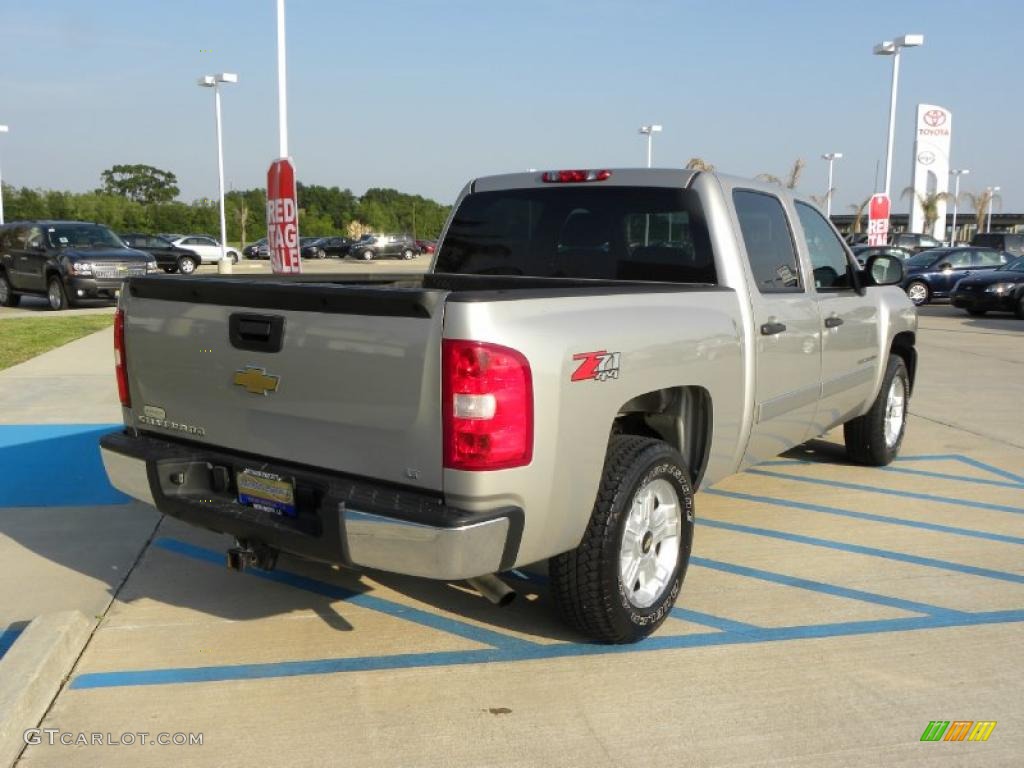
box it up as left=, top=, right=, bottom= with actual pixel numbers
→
left=170, top=235, right=240, bottom=264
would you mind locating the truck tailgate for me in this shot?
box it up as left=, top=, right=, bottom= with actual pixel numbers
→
left=120, top=278, right=448, bottom=491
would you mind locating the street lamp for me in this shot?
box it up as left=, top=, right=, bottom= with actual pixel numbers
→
left=197, top=72, right=238, bottom=274
left=638, top=124, right=662, bottom=168
left=0, top=124, right=8, bottom=226
left=986, top=186, right=1001, bottom=233
left=821, top=152, right=843, bottom=218
left=949, top=169, right=969, bottom=244
left=873, top=34, right=924, bottom=198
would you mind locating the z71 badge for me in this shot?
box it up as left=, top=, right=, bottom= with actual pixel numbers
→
left=571, top=350, right=621, bottom=382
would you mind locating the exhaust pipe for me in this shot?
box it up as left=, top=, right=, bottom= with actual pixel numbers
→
left=467, top=574, right=516, bottom=607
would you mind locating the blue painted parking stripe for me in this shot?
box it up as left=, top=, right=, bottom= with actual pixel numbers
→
left=746, top=468, right=1024, bottom=516
left=879, top=464, right=1024, bottom=490
left=152, top=539, right=537, bottom=651
left=669, top=608, right=762, bottom=634
left=706, top=488, right=1024, bottom=546
left=0, top=626, right=24, bottom=659
left=697, top=518, right=1024, bottom=584
left=68, top=607, right=1024, bottom=690
left=953, top=455, right=1024, bottom=485
left=691, top=556, right=966, bottom=618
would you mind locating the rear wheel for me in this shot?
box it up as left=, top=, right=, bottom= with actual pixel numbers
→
left=177, top=255, right=197, bottom=274
left=228, top=251, right=239, bottom=264
left=402, top=248, right=415, bottom=260
left=0, top=272, right=20, bottom=307
left=1016, top=293, right=1024, bottom=320
left=906, top=281, right=930, bottom=306
left=316, top=249, right=326, bottom=259
left=47, top=276, right=71, bottom=311
left=360, top=249, right=374, bottom=261
left=549, top=435, right=695, bottom=644
left=843, top=354, right=909, bottom=466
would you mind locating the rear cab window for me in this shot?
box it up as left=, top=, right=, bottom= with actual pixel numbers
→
left=435, top=186, right=717, bottom=284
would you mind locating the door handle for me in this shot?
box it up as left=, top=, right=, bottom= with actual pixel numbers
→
left=229, top=313, right=285, bottom=353
left=824, top=316, right=844, bottom=329
left=760, top=321, right=787, bottom=336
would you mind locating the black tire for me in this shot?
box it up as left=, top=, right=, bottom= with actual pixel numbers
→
left=402, top=248, right=415, bottom=260
left=360, top=249, right=374, bottom=261
left=316, top=249, right=326, bottom=259
left=843, top=354, right=909, bottom=466
left=1015, top=293, right=1024, bottom=320
left=177, top=256, right=198, bottom=274
left=47, top=276, right=71, bottom=311
left=228, top=251, right=239, bottom=264
left=549, top=435, right=695, bottom=644
left=967, top=308, right=987, bottom=317
left=0, top=272, right=20, bottom=307
left=906, top=280, right=930, bottom=306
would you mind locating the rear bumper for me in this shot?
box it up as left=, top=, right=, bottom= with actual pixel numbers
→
left=99, top=430, right=522, bottom=580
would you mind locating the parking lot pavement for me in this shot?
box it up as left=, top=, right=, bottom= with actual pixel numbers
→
left=7, top=304, right=1024, bottom=766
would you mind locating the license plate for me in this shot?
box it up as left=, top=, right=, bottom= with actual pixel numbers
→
left=237, top=469, right=296, bottom=517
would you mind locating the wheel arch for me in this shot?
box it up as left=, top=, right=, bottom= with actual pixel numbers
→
left=890, top=331, right=917, bottom=394
left=612, top=385, right=713, bottom=490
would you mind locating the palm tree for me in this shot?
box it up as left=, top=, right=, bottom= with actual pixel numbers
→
left=809, top=189, right=834, bottom=209
left=234, top=201, right=250, bottom=250
left=849, top=196, right=872, bottom=234
left=757, top=158, right=805, bottom=190
left=963, top=189, right=1002, bottom=234
left=901, top=187, right=952, bottom=236
left=685, top=157, right=715, bottom=172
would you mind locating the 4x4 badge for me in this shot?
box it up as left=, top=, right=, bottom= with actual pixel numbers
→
left=233, top=366, right=280, bottom=395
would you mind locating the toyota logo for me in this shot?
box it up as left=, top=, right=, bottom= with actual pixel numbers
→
left=923, top=109, right=947, bottom=127
left=917, top=151, right=936, bottom=166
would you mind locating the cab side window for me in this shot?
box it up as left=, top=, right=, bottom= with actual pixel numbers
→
left=733, top=190, right=802, bottom=292
left=795, top=202, right=855, bottom=290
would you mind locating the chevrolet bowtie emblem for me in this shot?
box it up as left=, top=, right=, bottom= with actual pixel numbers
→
left=233, top=366, right=280, bottom=395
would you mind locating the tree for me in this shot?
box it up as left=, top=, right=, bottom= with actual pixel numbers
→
left=684, top=157, right=715, bottom=172
left=758, top=158, right=805, bottom=190
left=901, top=188, right=952, bottom=236
left=849, top=197, right=872, bottom=234
left=964, top=189, right=1002, bottom=234
left=809, top=189, right=834, bottom=209
left=100, top=164, right=180, bottom=204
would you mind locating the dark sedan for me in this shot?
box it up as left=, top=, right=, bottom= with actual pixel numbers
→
left=950, top=256, right=1024, bottom=318
left=299, top=236, right=352, bottom=259
left=121, top=233, right=201, bottom=274
left=901, top=247, right=1009, bottom=306
left=243, top=238, right=267, bottom=259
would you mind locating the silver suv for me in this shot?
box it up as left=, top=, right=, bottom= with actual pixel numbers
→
left=350, top=233, right=417, bottom=261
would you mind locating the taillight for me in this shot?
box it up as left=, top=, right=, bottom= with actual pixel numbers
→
left=442, top=339, right=533, bottom=471
left=114, top=309, right=130, bottom=407
left=541, top=169, right=612, bottom=183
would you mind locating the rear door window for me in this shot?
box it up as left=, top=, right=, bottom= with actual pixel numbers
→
left=733, top=190, right=802, bottom=292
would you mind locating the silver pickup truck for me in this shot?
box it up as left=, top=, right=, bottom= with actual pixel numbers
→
left=101, top=168, right=917, bottom=643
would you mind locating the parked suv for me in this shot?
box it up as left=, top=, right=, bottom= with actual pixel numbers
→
left=971, top=232, right=1024, bottom=257
left=350, top=233, right=418, bottom=261
left=890, top=232, right=942, bottom=253
left=0, top=221, right=158, bottom=309
left=121, top=233, right=202, bottom=274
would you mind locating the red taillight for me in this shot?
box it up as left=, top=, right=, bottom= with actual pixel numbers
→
left=114, top=309, right=130, bottom=407
left=442, top=339, right=533, bottom=471
left=541, top=169, right=612, bottom=183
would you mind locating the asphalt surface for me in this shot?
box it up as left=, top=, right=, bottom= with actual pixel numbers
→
left=2, top=300, right=1021, bottom=767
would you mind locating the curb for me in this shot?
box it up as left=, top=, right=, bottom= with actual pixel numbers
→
left=0, top=611, right=96, bottom=768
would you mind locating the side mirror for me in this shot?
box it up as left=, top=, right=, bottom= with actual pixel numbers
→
left=865, top=253, right=904, bottom=286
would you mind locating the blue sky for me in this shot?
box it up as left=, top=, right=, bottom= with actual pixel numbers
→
left=0, top=0, right=1020, bottom=212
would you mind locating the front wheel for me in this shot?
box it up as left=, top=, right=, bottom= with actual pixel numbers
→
left=402, top=248, right=415, bottom=260
left=228, top=251, right=239, bottom=264
left=177, top=256, right=197, bottom=274
left=47, top=276, right=71, bottom=311
left=360, top=249, right=374, bottom=261
left=316, top=249, right=326, bottom=259
left=549, top=436, right=695, bottom=644
left=843, top=354, right=909, bottom=466
left=1015, top=293, right=1024, bottom=320
left=906, top=281, right=930, bottom=306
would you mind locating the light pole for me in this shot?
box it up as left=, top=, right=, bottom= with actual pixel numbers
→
left=0, top=124, right=8, bottom=225
left=986, top=186, right=1000, bottom=233
left=873, top=34, right=923, bottom=198
left=638, top=124, right=662, bottom=168
left=821, top=152, right=843, bottom=218
left=198, top=73, right=238, bottom=274
left=949, top=169, right=969, bottom=244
